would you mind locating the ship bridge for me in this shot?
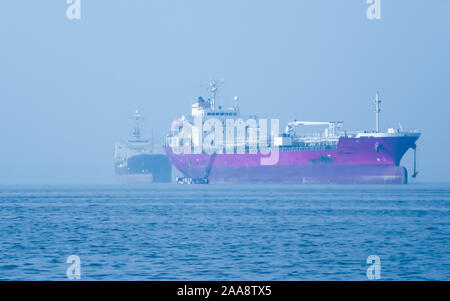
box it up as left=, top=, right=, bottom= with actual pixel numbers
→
left=191, top=80, right=239, bottom=119
left=191, top=96, right=239, bottom=119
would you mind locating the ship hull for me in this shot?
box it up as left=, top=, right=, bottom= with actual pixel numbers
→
left=115, top=154, right=172, bottom=183
left=165, top=135, right=419, bottom=184
left=204, top=165, right=407, bottom=184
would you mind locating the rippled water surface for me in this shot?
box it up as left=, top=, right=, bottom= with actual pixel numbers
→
left=0, top=184, right=449, bottom=280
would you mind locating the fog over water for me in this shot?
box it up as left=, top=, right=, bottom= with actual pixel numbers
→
left=1, top=1, right=449, bottom=184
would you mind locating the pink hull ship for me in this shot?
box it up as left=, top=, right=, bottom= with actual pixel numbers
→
left=165, top=135, right=418, bottom=184
left=165, top=82, right=420, bottom=184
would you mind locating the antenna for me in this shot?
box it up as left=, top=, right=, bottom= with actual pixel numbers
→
left=205, top=79, right=223, bottom=110
left=209, top=80, right=217, bottom=110
left=132, top=109, right=143, bottom=140
left=375, top=92, right=381, bottom=132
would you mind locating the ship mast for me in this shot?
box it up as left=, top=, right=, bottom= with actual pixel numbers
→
left=207, top=79, right=222, bottom=110
left=208, top=80, right=219, bottom=110
left=132, top=109, right=143, bottom=141
left=375, top=92, right=381, bottom=133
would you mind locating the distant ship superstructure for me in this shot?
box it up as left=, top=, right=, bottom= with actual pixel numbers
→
left=115, top=110, right=171, bottom=183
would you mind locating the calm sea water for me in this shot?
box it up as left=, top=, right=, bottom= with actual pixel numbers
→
left=0, top=184, right=448, bottom=281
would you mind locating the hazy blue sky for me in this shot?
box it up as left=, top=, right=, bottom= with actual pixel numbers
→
left=0, top=1, right=449, bottom=184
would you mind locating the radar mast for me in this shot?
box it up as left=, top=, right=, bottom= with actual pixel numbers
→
left=207, top=79, right=223, bottom=110
left=375, top=92, right=381, bottom=133
left=132, top=109, right=143, bottom=141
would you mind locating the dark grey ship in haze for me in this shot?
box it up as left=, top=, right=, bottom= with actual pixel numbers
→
left=114, top=110, right=172, bottom=183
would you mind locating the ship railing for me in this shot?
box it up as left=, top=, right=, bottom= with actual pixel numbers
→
left=293, top=139, right=338, bottom=143
left=343, top=128, right=420, bottom=137
left=165, top=145, right=339, bottom=154
left=275, top=145, right=336, bottom=151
